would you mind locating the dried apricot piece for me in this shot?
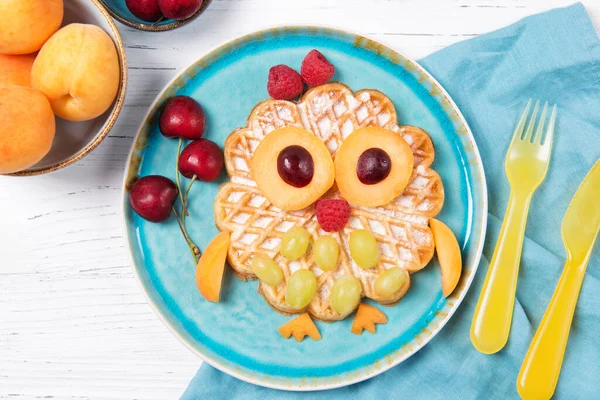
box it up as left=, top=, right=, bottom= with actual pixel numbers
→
left=196, top=232, right=230, bottom=302
left=278, top=313, right=321, bottom=342
left=351, top=303, right=387, bottom=334
left=251, top=127, right=334, bottom=211
left=335, top=127, right=414, bottom=207
left=430, top=219, right=462, bottom=297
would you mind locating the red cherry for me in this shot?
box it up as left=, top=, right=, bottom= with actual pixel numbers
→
left=129, top=175, right=178, bottom=222
left=125, top=0, right=163, bottom=22
left=178, top=139, right=224, bottom=181
left=158, top=0, right=203, bottom=20
left=159, top=96, right=206, bottom=140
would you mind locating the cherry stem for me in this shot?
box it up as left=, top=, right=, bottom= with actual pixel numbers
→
left=173, top=140, right=202, bottom=264
left=152, top=16, right=165, bottom=27
left=175, top=138, right=189, bottom=217
left=172, top=206, right=200, bottom=263
left=180, top=174, right=197, bottom=242
left=183, top=175, right=197, bottom=205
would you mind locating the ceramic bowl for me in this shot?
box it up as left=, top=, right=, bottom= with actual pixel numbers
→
left=99, top=0, right=212, bottom=32
left=9, top=0, right=127, bottom=177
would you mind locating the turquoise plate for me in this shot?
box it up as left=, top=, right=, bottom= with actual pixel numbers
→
left=99, top=0, right=211, bottom=31
left=122, top=27, right=487, bottom=390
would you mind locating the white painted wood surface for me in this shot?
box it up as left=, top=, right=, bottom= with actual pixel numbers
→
left=1, top=1, right=598, bottom=398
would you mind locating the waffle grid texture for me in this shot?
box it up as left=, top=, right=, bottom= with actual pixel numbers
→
left=214, top=83, right=445, bottom=321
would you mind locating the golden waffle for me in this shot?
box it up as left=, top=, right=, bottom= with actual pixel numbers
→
left=214, top=83, right=445, bottom=321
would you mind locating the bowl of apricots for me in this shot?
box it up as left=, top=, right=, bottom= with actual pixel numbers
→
left=0, top=0, right=127, bottom=176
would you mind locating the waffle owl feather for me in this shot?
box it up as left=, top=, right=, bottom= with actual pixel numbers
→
left=214, top=83, right=444, bottom=321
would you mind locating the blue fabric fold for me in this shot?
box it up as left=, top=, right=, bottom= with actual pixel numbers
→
left=183, top=3, right=600, bottom=399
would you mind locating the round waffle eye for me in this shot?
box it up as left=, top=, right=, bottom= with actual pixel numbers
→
left=335, top=127, right=414, bottom=207
left=251, top=127, right=334, bottom=211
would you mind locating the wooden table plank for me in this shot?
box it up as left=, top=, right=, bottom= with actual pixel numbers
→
left=1, top=0, right=598, bottom=398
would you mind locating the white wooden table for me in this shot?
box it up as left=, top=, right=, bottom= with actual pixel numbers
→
left=1, top=1, right=598, bottom=398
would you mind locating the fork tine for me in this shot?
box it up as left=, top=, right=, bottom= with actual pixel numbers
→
left=542, top=104, right=557, bottom=148
left=510, top=99, right=531, bottom=147
left=522, top=100, right=539, bottom=142
left=532, top=102, right=549, bottom=144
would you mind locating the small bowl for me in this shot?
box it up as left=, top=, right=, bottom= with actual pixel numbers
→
left=98, top=0, right=212, bottom=32
left=9, top=0, right=128, bottom=177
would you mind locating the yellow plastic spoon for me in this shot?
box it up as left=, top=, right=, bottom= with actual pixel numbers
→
left=517, top=159, right=600, bottom=400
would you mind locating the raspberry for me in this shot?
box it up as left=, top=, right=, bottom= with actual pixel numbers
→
left=267, top=65, right=304, bottom=100
left=315, top=199, right=350, bottom=232
left=301, top=50, right=335, bottom=87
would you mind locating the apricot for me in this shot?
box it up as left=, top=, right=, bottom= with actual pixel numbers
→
left=0, top=0, right=63, bottom=55
left=196, top=232, right=230, bottom=302
left=0, top=87, right=55, bottom=174
left=251, top=127, right=335, bottom=211
left=335, top=127, right=414, bottom=207
left=0, top=53, right=37, bottom=87
left=430, top=219, right=462, bottom=297
left=31, top=24, right=120, bottom=122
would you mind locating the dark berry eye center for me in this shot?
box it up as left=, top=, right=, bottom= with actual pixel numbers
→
left=277, top=145, right=314, bottom=188
left=356, top=148, right=391, bottom=185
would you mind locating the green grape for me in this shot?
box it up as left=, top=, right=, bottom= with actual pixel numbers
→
left=285, top=269, right=317, bottom=309
left=349, top=229, right=379, bottom=269
left=280, top=226, right=311, bottom=261
left=374, top=267, right=407, bottom=298
left=330, top=275, right=362, bottom=315
left=251, top=255, right=284, bottom=287
left=313, top=235, right=339, bottom=271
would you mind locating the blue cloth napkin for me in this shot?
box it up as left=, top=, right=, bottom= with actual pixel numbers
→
left=183, top=4, right=600, bottom=399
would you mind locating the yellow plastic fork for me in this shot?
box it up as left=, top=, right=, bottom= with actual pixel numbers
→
left=471, top=100, right=557, bottom=354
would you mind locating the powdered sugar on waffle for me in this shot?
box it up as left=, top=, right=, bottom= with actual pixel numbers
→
left=215, top=83, right=444, bottom=321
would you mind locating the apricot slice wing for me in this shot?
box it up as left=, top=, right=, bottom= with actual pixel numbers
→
left=351, top=303, right=388, bottom=334
left=196, top=232, right=230, bottom=302
left=430, top=219, right=462, bottom=297
left=278, top=313, right=321, bottom=342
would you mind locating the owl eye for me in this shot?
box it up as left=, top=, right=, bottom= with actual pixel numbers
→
left=357, top=148, right=392, bottom=184
left=250, top=127, right=334, bottom=211
left=334, top=127, right=414, bottom=207
left=277, top=145, right=313, bottom=188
